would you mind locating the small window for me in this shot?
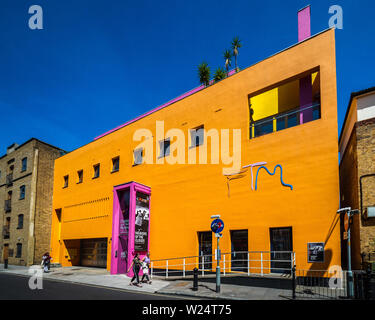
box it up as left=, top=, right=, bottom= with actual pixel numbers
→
left=17, top=214, right=24, bottom=229
left=21, top=157, right=27, bottom=172
left=133, top=148, right=143, bottom=166
left=93, top=164, right=100, bottom=179
left=19, top=185, right=25, bottom=200
left=190, top=125, right=204, bottom=147
left=112, top=157, right=120, bottom=172
left=77, top=170, right=83, bottom=184
left=159, top=138, right=170, bottom=158
left=63, top=175, right=69, bottom=188
left=16, top=243, right=22, bottom=258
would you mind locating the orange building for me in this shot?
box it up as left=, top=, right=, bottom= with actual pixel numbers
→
left=50, top=22, right=341, bottom=276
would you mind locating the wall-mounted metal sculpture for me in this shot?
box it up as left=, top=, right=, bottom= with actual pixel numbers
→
left=254, top=164, right=293, bottom=191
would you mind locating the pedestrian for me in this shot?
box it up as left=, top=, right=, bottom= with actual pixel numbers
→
left=127, top=253, right=142, bottom=287
left=141, top=252, right=152, bottom=284
left=42, top=252, right=52, bottom=273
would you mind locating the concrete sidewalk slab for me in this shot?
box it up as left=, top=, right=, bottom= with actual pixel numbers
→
left=156, top=280, right=291, bottom=300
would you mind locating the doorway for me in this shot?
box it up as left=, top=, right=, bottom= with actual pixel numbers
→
left=269, top=227, right=293, bottom=274
left=80, top=238, right=108, bottom=268
left=111, top=182, right=151, bottom=275
left=230, top=230, right=248, bottom=272
left=198, top=232, right=212, bottom=270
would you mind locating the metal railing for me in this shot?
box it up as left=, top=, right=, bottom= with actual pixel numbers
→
left=4, top=200, right=11, bottom=213
left=292, top=269, right=347, bottom=300
left=250, top=103, right=321, bottom=139
left=150, top=251, right=296, bottom=279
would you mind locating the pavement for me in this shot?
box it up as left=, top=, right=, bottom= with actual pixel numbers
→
left=0, top=264, right=292, bottom=300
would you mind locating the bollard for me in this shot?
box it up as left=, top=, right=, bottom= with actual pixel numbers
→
left=4, top=259, right=8, bottom=269
left=292, top=265, right=296, bottom=299
left=193, top=267, right=198, bottom=291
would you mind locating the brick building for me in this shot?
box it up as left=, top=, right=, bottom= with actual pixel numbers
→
left=339, top=87, right=375, bottom=270
left=0, top=138, right=65, bottom=266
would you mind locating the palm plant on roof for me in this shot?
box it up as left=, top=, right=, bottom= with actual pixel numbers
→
left=198, top=62, right=211, bottom=87
left=231, top=36, right=242, bottom=72
left=223, top=49, right=232, bottom=75
left=214, top=67, right=227, bottom=83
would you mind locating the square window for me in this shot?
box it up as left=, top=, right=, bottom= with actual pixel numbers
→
left=190, top=125, right=204, bottom=147
left=21, top=157, right=27, bottom=172
left=133, top=148, right=143, bottom=166
left=19, top=185, right=25, bottom=200
left=112, top=157, right=120, bottom=172
left=63, top=175, right=69, bottom=188
left=77, top=170, right=83, bottom=184
left=159, top=139, right=170, bottom=158
left=93, top=164, right=100, bottom=178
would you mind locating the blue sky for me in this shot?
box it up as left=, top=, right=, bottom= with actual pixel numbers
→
left=0, top=0, right=374, bottom=152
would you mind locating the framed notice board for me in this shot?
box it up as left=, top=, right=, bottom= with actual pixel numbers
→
left=307, top=242, right=325, bottom=263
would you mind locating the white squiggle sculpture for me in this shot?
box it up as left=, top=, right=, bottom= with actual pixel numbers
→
left=242, top=162, right=267, bottom=190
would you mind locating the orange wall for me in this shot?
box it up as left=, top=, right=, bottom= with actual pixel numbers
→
left=50, top=29, right=340, bottom=272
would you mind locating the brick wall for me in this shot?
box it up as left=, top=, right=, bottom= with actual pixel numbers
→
left=33, top=141, right=62, bottom=264
left=356, top=119, right=375, bottom=263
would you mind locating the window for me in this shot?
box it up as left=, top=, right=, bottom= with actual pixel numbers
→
left=16, top=243, right=22, bottom=258
left=63, top=175, right=69, bottom=188
left=198, top=232, right=212, bottom=270
left=5, top=191, right=12, bottom=213
left=17, top=214, right=24, bottom=229
left=77, top=170, right=83, bottom=184
left=190, top=125, right=204, bottom=147
left=19, top=185, right=25, bottom=200
left=249, top=70, right=321, bottom=139
left=93, top=164, right=100, bottom=179
left=133, top=148, right=143, bottom=166
left=230, top=230, right=248, bottom=272
left=21, top=157, right=27, bottom=172
left=159, top=138, right=170, bottom=158
left=269, top=227, right=293, bottom=274
left=4, top=218, right=10, bottom=239
left=112, top=157, right=120, bottom=172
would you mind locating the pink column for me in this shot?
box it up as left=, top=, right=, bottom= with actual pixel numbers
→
left=298, top=5, right=313, bottom=124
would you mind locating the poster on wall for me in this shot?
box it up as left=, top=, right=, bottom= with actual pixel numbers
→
left=134, top=192, right=150, bottom=251
left=307, top=242, right=325, bottom=263
left=119, top=190, right=130, bottom=236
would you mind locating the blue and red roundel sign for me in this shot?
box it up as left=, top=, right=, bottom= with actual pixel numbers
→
left=211, top=219, right=224, bottom=233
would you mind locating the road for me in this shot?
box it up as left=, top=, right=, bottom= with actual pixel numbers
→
left=0, top=273, right=186, bottom=300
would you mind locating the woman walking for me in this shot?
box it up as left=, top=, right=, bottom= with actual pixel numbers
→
left=42, top=252, right=52, bottom=273
left=141, top=252, right=152, bottom=284
left=127, top=253, right=142, bottom=287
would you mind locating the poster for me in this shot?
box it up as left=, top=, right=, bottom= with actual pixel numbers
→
left=134, top=192, right=150, bottom=251
left=308, top=242, right=325, bottom=263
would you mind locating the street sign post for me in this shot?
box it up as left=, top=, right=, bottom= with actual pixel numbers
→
left=337, top=207, right=359, bottom=299
left=210, top=216, right=224, bottom=293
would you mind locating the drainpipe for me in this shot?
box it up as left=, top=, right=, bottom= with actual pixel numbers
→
left=27, top=148, right=39, bottom=266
